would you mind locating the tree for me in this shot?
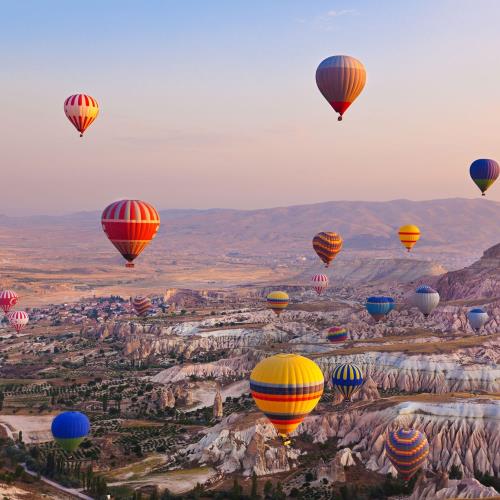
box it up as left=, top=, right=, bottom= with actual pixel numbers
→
left=263, top=480, right=273, bottom=498
left=250, top=471, right=259, bottom=499
left=231, top=478, right=242, bottom=498
left=18, top=431, right=23, bottom=443
left=449, top=464, right=463, bottom=480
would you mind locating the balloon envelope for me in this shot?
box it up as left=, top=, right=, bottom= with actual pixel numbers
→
left=316, top=55, right=366, bottom=121
left=64, top=94, right=99, bottom=137
left=250, top=354, right=324, bottom=437
left=266, top=291, right=289, bottom=316
left=385, top=428, right=429, bottom=481
left=331, top=363, right=363, bottom=401
left=0, top=290, right=18, bottom=314
left=469, top=159, right=499, bottom=196
left=312, top=232, right=343, bottom=267
left=326, top=327, right=348, bottom=343
left=365, top=297, right=394, bottom=321
left=413, top=285, right=440, bottom=317
left=51, top=411, right=90, bottom=452
left=311, top=274, right=329, bottom=295
left=132, top=296, right=152, bottom=317
left=467, top=307, right=488, bottom=331
left=398, top=225, right=420, bottom=252
left=101, top=200, right=160, bottom=268
left=7, top=311, right=29, bottom=333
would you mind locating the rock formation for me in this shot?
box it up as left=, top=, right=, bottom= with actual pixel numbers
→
left=213, top=386, right=223, bottom=419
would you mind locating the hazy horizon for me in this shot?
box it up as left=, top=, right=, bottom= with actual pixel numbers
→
left=1, top=0, right=500, bottom=215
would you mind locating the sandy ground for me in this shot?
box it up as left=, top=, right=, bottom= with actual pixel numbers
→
left=0, top=414, right=54, bottom=444
left=188, top=379, right=250, bottom=411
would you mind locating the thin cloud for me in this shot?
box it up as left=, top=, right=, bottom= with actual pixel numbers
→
left=326, top=9, right=358, bottom=17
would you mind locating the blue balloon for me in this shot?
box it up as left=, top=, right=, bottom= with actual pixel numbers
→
left=51, top=411, right=90, bottom=440
left=469, top=159, right=499, bottom=195
left=365, top=296, right=395, bottom=321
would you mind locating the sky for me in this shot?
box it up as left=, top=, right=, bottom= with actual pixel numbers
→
left=1, top=0, right=500, bottom=215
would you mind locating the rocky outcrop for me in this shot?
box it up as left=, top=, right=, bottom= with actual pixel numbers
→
left=409, top=475, right=499, bottom=499
left=351, top=375, right=380, bottom=402
left=213, top=386, right=223, bottom=419
left=433, top=243, right=500, bottom=300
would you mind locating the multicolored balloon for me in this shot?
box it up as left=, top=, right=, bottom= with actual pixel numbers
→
left=385, top=428, right=429, bottom=482
left=365, top=296, right=395, bottom=322
left=0, top=290, right=18, bottom=314
left=398, top=225, right=421, bottom=252
left=7, top=311, right=29, bottom=333
left=51, top=411, right=90, bottom=452
left=331, top=363, right=363, bottom=401
left=266, top=291, right=289, bottom=316
left=413, top=285, right=440, bottom=317
left=469, top=159, right=499, bottom=196
left=312, top=232, right=343, bottom=267
left=101, top=199, right=160, bottom=268
left=250, top=354, right=324, bottom=439
left=64, top=94, right=99, bottom=137
left=326, top=327, right=348, bottom=343
left=311, top=274, right=329, bottom=295
left=132, top=296, right=152, bottom=317
left=467, top=307, right=488, bottom=332
left=316, top=55, right=366, bottom=121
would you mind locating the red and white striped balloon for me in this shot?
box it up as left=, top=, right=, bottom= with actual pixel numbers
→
left=7, top=311, right=29, bottom=333
left=0, top=290, right=19, bottom=314
left=311, top=274, right=329, bottom=295
left=64, top=94, right=99, bottom=137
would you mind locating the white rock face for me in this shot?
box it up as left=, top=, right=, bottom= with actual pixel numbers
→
left=410, top=476, right=499, bottom=499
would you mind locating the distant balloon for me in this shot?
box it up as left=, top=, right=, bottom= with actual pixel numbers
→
left=398, top=225, right=421, bottom=252
left=312, top=232, right=343, bottom=267
left=326, top=327, right=348, bottom=343
left=266, top=291, right=289, bottom=316
left=0, top=290, right=19, bottom=314
left=331, top=363, right=363, bottom=401
left=316, top=55, right=366, bottom=121
left=365, top=296, right=395, bottom=322
left=7, top=311, right=29, bottom=334
left=250, top=354, right=324, bottom=440
left=385, top=428, right=429, bottom=482
left=51, top=411, right=90, bottom=452
left=64, top=94, right=99, bottom=137
left=413, top=285, right=440, bottom=317
left=311, top=274, right=329, bottom=295
left=132, top=296, right=152, bottom=317
left=467, top=307, right=488, bottom=332
left=101, top=199, right=160, bottom=268
left=469, top=159, right=499, bottom=196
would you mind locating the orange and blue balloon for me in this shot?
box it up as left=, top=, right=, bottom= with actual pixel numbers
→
left=316, top=55, right=366, bottom=121
left=266, top=291, right=289, bottom=316
left=469, top=159, right=499, bottom=196
left=385, top=428, right=429, bottom=482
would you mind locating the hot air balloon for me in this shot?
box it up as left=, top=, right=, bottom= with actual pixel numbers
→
left=331, top=363, right=363, bottom=402
left=132, top=296, right=152, bottom=317
left=101, top=199, right=160, bottom=268
left=250, top=354, right=324, bottom=444
left=365, top=296, right=395, bottom=322
left=64, top=94, right=99, bottom=137
left=413, top=285, right=440, bottom=317
left=398, top=225, right=421, bottom=253
left=7, top=311, right=29, bottom=334
left=0, top=290, right=18, bottom=314
left=311, top=274, right=329, bottom=295
left=51, top=411, right=90, bottom=453
left=266, top=291, right=289, bottom=316
left=385, top=428, right=429, bottom=482
left=316, top=55, right=366, bottom=121
left=467, top=307, right=488, bottom=332
left=469, top=159, right=499, bottom=196
left=312, top=232, right=343, bottom=267
left=326, top=327, right=348, bottom=343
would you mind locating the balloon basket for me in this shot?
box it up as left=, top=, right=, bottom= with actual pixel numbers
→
left=125, top=263, right=135, bottom=268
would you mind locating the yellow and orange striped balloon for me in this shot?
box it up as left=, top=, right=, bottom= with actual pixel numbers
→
left=250, top=354, right=324, bottom=438
left=312, top=232, right=343, bottom=267
left=398, top=225, right=421, bottom=252
left=64, top=94, right=99, bottom=137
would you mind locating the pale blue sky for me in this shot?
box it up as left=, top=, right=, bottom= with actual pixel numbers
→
left=1, top=1, right=499, bottom=214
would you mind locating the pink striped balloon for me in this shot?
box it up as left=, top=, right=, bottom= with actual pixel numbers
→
left=64, top=94, right=99, bottom=137
left=0, top=290, right=19, bottom=314
left=132, top=296, right=152, bottom=317
left=7, top=311, right=29, bottom=333
left=311, top=274, right=329, bottom=295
